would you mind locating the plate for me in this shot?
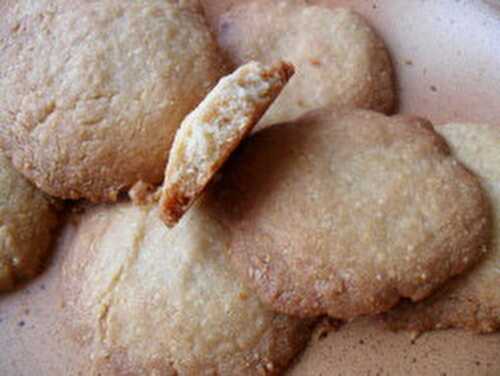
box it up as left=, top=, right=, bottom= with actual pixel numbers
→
left=1, top=1, right=499, bottom=374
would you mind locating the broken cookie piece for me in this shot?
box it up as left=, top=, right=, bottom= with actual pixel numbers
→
left=160, top=61, right=294, bottom=227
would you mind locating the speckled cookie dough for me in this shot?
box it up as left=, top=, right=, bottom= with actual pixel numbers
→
left=385, top=123, right=500, bottom=333
left=62, top=199, right=311, bottom=375
left=216, top=0, right=395, bottom=127
left=209, top=109, right=490, bottom=319
left=0, top=0, right=226, bottom=201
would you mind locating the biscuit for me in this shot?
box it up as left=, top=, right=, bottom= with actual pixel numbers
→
left=385, top=123, right=500, bottom=333
left=0, top=152, right=58, bottom=291
left=62, top=199, right=311, bottom=375
left=209, top=109, right=491, bottom=319
left=160, top=61, right=294, bottom=227
left=216, top=1, right=395, bottom=127
left=0, top=0, right=226, bottom=202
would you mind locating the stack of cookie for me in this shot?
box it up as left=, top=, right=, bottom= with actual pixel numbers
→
left=0, top=0, right=498, bottom=375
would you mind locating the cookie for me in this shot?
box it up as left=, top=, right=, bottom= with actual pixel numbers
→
left=160, top=61, right=294, bottom=227
left=0, top=0, right=226, bottom=202
left=209, top=109, right=491, bottom=319
left=385, top=123, right=500, bottom=333
left=216, top=1, right=395, bottom=127
left=62, top=199, right=311, bottom=375
left=0, top=152, right=58, bottom=291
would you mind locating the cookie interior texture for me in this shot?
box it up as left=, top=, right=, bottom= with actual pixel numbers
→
left=385, top=123, right=500, bottom=333
left=0, top=0, right=226, bottom=202
left=209, top=109, right=491, bottom=319
left=0, top=152, right=58, bottom=291
left=62, top=199, right=311, bottom=375
left=216, top=0, right=395, bottom=127
left=160, top=61, right=294, bottom=227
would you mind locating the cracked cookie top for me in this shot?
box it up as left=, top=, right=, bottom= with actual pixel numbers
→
left=0, top=0, right=226, bottom=201
left=61, top=199, right=310, bottom=375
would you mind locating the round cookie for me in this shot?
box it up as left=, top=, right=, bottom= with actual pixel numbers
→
left=216, top=0, right=395, bottom=126
left=209, top=109, right=491, bottom=319
left=0, top=0, right=226, bottom=201
left=385, top=123, right=500, bottom=333
left=0, top=152, right=58, bottom=291
left=62, top=200, right=311, bottom=375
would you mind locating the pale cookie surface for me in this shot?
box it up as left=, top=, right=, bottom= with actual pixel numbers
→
left=62, top=200, right=311, bottom=375
left=0, top=152, right=58, bottom=291
left=385, top=123, right=500, bottom=333
left=209, top=109, right=491, bottom=319
left=216, top=1, right=394, bottom=127
left=160, top=61, right=294, bottom=227
left=0, top=0, right=225, bottom=201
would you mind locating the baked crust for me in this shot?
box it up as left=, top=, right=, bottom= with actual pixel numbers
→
left=209, top=109, right=491, bottom=319
left=0, top=0, right=226, bottom=201
left=62, top=200, right=311, bottom=375
left=385, top=123, right=500, bottom=333
left=216, top=1, right=395, bottom=127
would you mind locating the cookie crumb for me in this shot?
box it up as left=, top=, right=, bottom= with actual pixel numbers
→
left=239, top=291, right=249, bottom=301
left=129, top=181, right=158, bottom=206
